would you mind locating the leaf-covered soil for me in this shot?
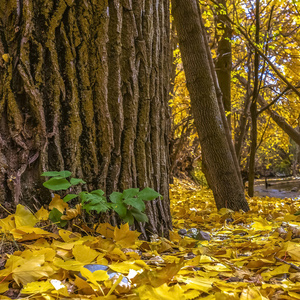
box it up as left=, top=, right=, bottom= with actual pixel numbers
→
left=0, top=178, right=300, bottom=299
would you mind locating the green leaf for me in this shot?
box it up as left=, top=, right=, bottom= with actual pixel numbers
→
left=63, top=194, right=78, bottom=202
left=80, top=193, right=110, bottom=214
left=123, top=197, right=145, bottom=212
left=294, top=210, right=300, bottom=216
left=123, top=188, right=139, bottom=199
left=70, top=178, right=86, bottom=185
left=122, top=210, right=134, bottom=225
left=90, top=190, right=105, bottom=197
left=138, top=187, right=161, bottom=201
left=43, top=178, right=71, bottom=191
left=131, top=208, right=149, bottom=223
left=41, top=171, right=72, bottom=178
left=111, top=200, right=127, bottom=218
left=82, top=201, right=110, bottom=214
left=60, top=220, right=68, bottom=227
left=49, top=208, right=63, bottom=223
left=110, top=192, right=123, bottom=203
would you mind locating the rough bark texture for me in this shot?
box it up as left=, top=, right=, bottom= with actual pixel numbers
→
left=0, top=0, right=172, bottom=238
left=172, top=0, right=249, bottom=211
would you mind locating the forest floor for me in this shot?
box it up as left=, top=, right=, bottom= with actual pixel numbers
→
left=0, top=178, right=300, bottom=299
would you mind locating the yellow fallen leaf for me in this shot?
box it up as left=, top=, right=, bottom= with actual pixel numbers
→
left=177, top=276, right=214, bottom=293
left=0, top=281, right=9, bottom=293
left=262, top=264, right=290, bottom=281
left=21, top=280, right=54, bottom=294
left=11, top=225, right=57, bottom=240
left=96, top=223, right=115, bottom=239
left=79, top=266, right=109, bottom=286
left=135, top=283, right=186, bottom=300
left=251, top=217, right=273, bottom=231
left=35, top=207, right=49, bottom=221
left=288, top=292, right=300, bottom=299
left=21, top=248, right=56, bottom=262
left=12, top=255, right=53, bottom=285
left=109, top=261, right=143, bottom=274
left=53, top=257, right=84, bottom=271
left=240, top=287, right=268, bottom=300
left=50, top=279, right=70, bottom=297
left=61, top=204, right=81, bottom=220
left=74, top=275, right=94, bottom=293
left=73, top=244, right=99, bottom=263
left=203, top=263, right=231, bottom=272
left=15, top=205, right=38, bottom=228
left=59, top=229, right=81, bottom=242
left=49, top=194, right=68, bottom=213
left=214, top=291, right=239, bottom=299
left=219, top=208, right=234, bottom=216
left=0, top=215, right=16, bottom=232
left=114, top=223, right=140, bottom=248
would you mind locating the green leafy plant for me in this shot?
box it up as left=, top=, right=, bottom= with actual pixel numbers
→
left=42, top=171, right=161, bottom=225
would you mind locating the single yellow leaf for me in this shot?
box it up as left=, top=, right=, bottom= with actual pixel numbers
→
left=109, top=261, right=143, bottom=274
left=114, top=223, right=140, bottom=248
left=49, top=194, right=68, bottom=213
left=53, top=257, right=84, bottom=271
left=61, top=204, right=81, bottom=220
left=177, top=276, right=213, bottom=293
left=73, top=244, right=99, bottom=263
left=15, top=205, right=38, bottom=228
left=59, top=229, right=81, bottom=242
left=12, top=255, right=52, bottom=285
left=35, top=207, right=49, bottom=221
left=0, top=215, right=16, bottom=232
left=21, top=280, right=54, bottom=294
left=96, top=223, right=115, bottom=239
left=240, top=287, right=268, bottom=300
left=92, top=270, right=110, bottom=281
left=251, top=217, right=273, bottom=231
left=0, top=281, right=10, bottom=293
left=136, top=283, right=186, bottom=300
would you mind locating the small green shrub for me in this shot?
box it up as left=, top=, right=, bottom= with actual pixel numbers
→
left=42, top=171, right=161, bottom=225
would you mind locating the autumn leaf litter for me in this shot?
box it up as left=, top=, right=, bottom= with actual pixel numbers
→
left=0, top=179, right=300, bottom=299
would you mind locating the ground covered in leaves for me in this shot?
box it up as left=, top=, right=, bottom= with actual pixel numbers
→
left=1, top=179, right=300, bottom=299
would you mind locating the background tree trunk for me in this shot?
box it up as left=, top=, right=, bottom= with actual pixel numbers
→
left=215, top=0, right=232, bottom=128
left=172, top=0, right=249, bottom=211
left=0, top=0, right=172, bottom=238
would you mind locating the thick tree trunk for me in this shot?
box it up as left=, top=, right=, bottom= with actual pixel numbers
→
left=0, top=0, right=172, bottom=238
left=172, top=0, right=249, bottom=211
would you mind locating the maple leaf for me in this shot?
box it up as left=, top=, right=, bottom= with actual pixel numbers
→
left=113, top=223, right=140, bottom=248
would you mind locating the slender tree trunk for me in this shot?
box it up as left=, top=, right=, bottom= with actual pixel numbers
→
left=248, top=0, right=260, bottom=197
left=215, top=0, right=232, bottom=127
left=172, top=0, right=249, bottom=211
left=0, top=0, right=172, bottom=238
left=235, top=54, right=252, bottom=160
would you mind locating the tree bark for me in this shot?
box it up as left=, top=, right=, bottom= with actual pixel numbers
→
left=172, top=0, right=249, bottom=211
left=248, top=0, right=260, bottom=197
left=215, top=0, right=232, bottom=127
left=0, top=0, right=172, bottom=238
